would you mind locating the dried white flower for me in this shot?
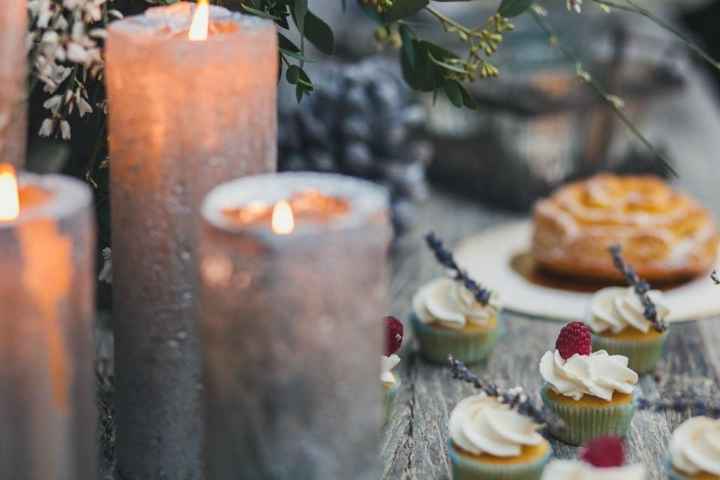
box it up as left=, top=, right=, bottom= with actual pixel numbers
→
left=29, top=0, right=109, bottom=140
left=99, top=247, right=112, bottom=284
left=567, top=0, right=582, bottom=13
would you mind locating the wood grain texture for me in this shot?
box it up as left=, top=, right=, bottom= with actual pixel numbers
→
left=381, top=187, right=720, bottom=480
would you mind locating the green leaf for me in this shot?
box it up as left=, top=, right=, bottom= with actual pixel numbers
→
left=278, top=33, right=300, bottom=53
left=498, top=0, right=533, bottom=17
left=301, top=11, right=335, bottom=55
left=286, top=65, right=301, bottom=84
left=443, top=80, right=464, bottom=108
left=399, top=24, right=416, bottom=70
left=294, top=0, right=308, bottom=31
left=400, top=40, right=436, bottom=92
left=383, top=0, right=429, bottom=22
left=459, top=84, right=479, bottom=110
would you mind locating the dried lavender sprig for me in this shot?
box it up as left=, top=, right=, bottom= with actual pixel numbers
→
left=609, top=245, right=667, bottom=332
left=448, top=356, right=566, bottom=432
left=637, top=396, right=720, bottom=418
left=425, top=232, right=492, bottom=305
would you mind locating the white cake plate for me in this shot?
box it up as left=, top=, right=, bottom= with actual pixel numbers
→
left=454, top=221, right=720, bottom=323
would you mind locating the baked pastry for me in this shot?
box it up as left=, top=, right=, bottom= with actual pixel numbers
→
left=411, top=277, right=502, bottom=365
left=448, top=394, right=552, bottom=479
left=539, top=322, right=638, bottom=446
left=532, top=174, right=719, bottom=283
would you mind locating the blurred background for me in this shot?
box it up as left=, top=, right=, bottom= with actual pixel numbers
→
left=26, top=0, right=720, bottom=297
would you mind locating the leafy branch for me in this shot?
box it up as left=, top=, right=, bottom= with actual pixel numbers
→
left=529, top=7, right=676, bottom=176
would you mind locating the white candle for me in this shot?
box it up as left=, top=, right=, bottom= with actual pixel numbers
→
left=199, top=173, right=391, bottom=478
left=106, top=3, right=278, bottom=478
left=0, top=164, right=96, bottom=480
left=0, top=1, right=27, bottom=168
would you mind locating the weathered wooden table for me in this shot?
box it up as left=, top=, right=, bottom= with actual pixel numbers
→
left=382, top=69, right=720, bottom=479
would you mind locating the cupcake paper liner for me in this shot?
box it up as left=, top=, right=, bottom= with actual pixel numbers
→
left=541, top=384, right=637, bottom=446
left=665, top=459, right=715, bottom=480
left=448, top=441, right=552, bottom=480
left=592, top=331, right=668, bottom=374
left=410, top=314, right=502, bottom=365
left=383, top=382, right=399, bottom=425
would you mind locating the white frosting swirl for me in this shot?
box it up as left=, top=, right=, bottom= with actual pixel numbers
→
left=381, top=354, right=400, bottom=386
left=540, top=460, right=645, bottom=480
left=586, top=287, right=670, bottom=334
left=539, top=350, right=638, bottom=401
left=449, top=394, right=543, bottom=458
left=671, top=417, right=720, bottom=476
left=412, top=278, right=500, bottom=330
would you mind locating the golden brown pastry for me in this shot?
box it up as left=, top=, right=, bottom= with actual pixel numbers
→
left=532, top=174, right=719, bottom=283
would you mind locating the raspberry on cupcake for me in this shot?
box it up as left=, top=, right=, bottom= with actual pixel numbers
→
left=539, top=322, right=639, bottom=445
left=382, top=316, right=403, bottom=424
left=585, top=246, right=671, bottom=374
left=541, top=436, right=646, bottom=479
left=411, top=233, right=503, bottom=365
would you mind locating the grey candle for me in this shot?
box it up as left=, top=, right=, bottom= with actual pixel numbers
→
left=0, top=165, right=95, bottom=480
left=0, top=1, right=27, bottom=168
left=106, top=3, right=277, bottom=478
left=198, top=173, right=391, bottom=479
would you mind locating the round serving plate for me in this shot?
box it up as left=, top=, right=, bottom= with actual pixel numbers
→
left=455, top=221, right=720, bottom=323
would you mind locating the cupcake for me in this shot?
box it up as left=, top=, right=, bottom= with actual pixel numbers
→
left=539, top=322, right=639, bottom=446
left=382, top=316, right=404, bottom=424
left=448, top=394, right=552, bottom=480
left=541, top=436, right=646, bottom=479
left=412, top=278, right=502, bottom=365
left=585, top=246, right=670, bottom=374
left=668, top=417, right=720, bottom=479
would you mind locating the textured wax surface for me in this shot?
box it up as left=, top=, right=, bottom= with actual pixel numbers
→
left=199, top=176, right=391, bottom=479
left=0, top=178, right=95, bottom=480
left=0, top=1, right=27, bottom=168
left=106, top=5, right=277, bottom=479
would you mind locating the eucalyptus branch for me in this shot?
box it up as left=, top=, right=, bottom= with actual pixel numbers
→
left=591, top=0, right=720, bottom=71
left=530, top=9, right=676, bottom=177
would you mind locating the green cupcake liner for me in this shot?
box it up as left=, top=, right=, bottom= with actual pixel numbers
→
left=410, top=313, right=502, bottom=365
left=592, top=331, right=668, bottom=374
left=540, top=384, right=636, bottom=446
left=383, top=382, right=399, bottom=425
left=448, top=441, right=552, bottom=480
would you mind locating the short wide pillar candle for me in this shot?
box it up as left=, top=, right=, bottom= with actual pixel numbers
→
left=0, top=1, right=27, bottom=168
left=106, top=3, right=277, bottom=479
left=0, top=167, right=96, bottom=480
left=199, top=173, right=391, bottom=479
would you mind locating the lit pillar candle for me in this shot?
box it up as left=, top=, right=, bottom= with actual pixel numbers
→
left=0, top=164, right=95, bottom=480
left=199, top=173, right=391, bottom=479
left=0, top=1, right=27, bottom=167
left=105, top=3, right=277, bottom=478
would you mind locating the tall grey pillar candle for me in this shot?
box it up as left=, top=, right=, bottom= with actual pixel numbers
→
left=0, top=1, right=27, bottom=168
left=106, top=3, right=277, bottom=479
left=198, top=173, right=391, bottom=479
left=0, top=166, right=96, bottom=480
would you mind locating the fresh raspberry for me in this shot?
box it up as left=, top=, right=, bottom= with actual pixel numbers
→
left=580, top=436, right=625, bottom=467
left=555, top=321, right=592, bottom=360
left=384, top=316, right=404, bottom=356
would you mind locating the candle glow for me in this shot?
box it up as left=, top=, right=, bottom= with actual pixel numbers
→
left=0, top=164, right=20, bottom=221
left=188, top=0, right=209, bottom=41
left=272, top=200, right=295, bottom=235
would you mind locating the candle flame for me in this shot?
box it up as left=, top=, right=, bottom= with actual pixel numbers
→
left=272, top=200, right=295, bottom=235
left=0, top=164, right=19, bottom=222
left=188, top=0, right=209, bottom=41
